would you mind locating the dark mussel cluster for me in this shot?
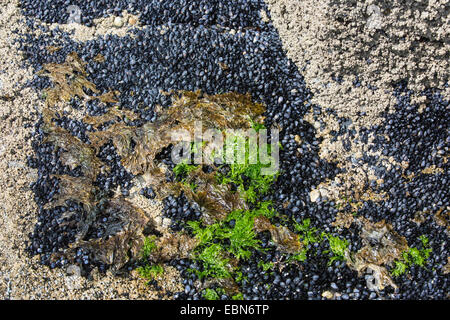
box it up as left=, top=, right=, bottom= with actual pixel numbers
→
left=20, top=0, right=271, bottom=30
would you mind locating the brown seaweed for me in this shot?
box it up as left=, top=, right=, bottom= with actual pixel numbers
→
left=443, top=257, right=450, bottom=275
left=72, top=197, right=155, bottom=270
left=48, top=171, right=157, bottom=271
left=166, top=90, right=265, bottom=130
left=50, top=175, right=97, bottom=210
left=46, top=46, right=62, bottom=53
left=203, top=277, right=241, bottom=296
left=176, top=168, right=247, bottom=224
left=93, top=90, right=120, bottom=104
left=148, top=233, right=199, bottom=263
left=37, top=52, right=268, bottom=271
left=42, top=110, right=104, bottom=179
left=38, top=52, right=121, bottom=108
left=254, top=216, right=302, bottom=253
left=38, top=52, right=99, bottom=107
left=345, top=218, right=409, bottom=291
left=93, top=54, right=106, bottom=63
left=433, top=207, right=449, bottom=234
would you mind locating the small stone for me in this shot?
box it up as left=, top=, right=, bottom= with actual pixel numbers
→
left=260, top=9, right=270, bottom=23
left=155, top=216, right=162, bottom=226
left=318, top=188, right=328, bottom=199
left=366, top=5, right=382, bottom=30
left=66, top=265, right=81, bottom=276
left=66, top=5, right=81, bottom=24
left=8, top=161, right=25, bottom=169
left=162, top=218, right=171, bottom=228
left=322, top=291, right=334, bottom=299
left=310, top=189, right=320, bottom=202
left=113, top=17, right=124, bottom=28
left=128, top=16, right=137, bottom=25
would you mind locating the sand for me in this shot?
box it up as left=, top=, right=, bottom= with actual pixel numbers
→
left=265, top=0, right=449, bottom=206
left=265, top=0, right=449, bottom=125
left=0, top=0, right=181, bottom=300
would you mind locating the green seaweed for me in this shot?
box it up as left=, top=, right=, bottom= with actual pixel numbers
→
left=220, top=209, right=262, bottom=259
left=140, top=236, right=157, bottom=261
left=325, top=234, right=349, bottom=265
left=187, top=200, right=284, bottom=280
left=173, top=162, right=198, bottom=181
left=216, top=136, right=278, bottom=204
left=294, top=218, right=323, bottom=247
left=202, top=288, right=220, bottom=300
left=391, top=235, right=432, bottom=277
left=232, top=292, right=244, bottom=300
left=137, top=264, right=164, bottom=280
left=194, top=243, right=233, bottom=279
left=258, top=261, right=275, bottom=271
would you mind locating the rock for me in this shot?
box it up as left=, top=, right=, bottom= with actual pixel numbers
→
left=310, top=189, right=321, bottom=202
left=66, top=264, right=81, bottom=276
left=8, top=161, right=25, bottom=169
left=113, top=17, right=124, bottom=28
left=128, top=16, right=137, bottom=26
left=322, top=291, right=334, bottom=299
left=154, top=216, right=162, bottom=226
left=162, top=218, right=171, bottom=228
left=66, top=5, right=81, bottom=24
left=366, top=5, right=382, bottom=30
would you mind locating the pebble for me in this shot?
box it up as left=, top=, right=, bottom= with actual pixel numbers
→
left=128, top=17, right=137, bottom=26
left=113, top=17, right=124, bottom=28
left=66, top=265, right=81, bottom=276
left=310, top=189, right=321, bottom=202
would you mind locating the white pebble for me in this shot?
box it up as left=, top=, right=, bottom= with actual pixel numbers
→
left=114, top=17, right=124, bottom=28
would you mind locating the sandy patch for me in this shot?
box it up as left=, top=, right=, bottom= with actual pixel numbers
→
left=265, top=0, right=449, bottom=125
left=0, top=0, right=173, bottom=300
